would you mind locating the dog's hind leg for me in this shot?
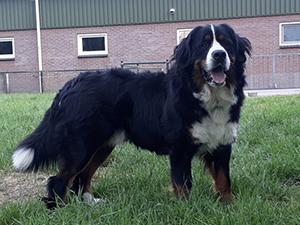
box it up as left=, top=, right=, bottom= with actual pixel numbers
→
left=42, top=170, right=77, bottom=209
left=70, top=146, right=114, bottom=204
left=42, top=146, right=99, bottom=209
left=204, top=144, right=235, bottom=203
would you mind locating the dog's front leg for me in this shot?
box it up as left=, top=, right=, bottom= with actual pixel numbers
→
left=205, top=144, right=235, bottom=203
left=169, top=147, right=195, bottom=199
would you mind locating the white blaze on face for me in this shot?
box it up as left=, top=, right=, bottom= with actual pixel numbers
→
left=206, top=24, right=230, bottom=72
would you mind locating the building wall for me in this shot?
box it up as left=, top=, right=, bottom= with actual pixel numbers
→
left=0, top=30, right=38, bottom=72
left=1, top=0, right=299, bottom=31
left=2, top=14, right=299, bottom=70
left=0, top=14, right=299, bottom=91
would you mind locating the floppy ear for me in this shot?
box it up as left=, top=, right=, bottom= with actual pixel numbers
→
left=236, top=35, right=252, bottom=64
left=172, top=34, right=193, bottom=69
left=219, top=24, right=252, bottom=64
left=172, top=26, right=203, bottom=70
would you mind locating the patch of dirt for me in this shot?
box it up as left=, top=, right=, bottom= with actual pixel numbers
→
left=0, top=170, right=48, bottom=205
left=0, top=167, right=111, bottom=206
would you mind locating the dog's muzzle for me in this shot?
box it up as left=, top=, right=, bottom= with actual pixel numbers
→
left=203, top=50, right=230, bottom=87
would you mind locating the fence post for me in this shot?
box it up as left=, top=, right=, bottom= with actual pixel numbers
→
left=120, top=61, right=124, bottom=68
left=166, top=59, right=170, bottom=71
left=272, top=56, right=276, bottom=88
left=39, top=71, right=44, bottom=93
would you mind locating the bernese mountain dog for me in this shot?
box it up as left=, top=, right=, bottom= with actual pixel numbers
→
left=12, top=24, right=251, bottom=209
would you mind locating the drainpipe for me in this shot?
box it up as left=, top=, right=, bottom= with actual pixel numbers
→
left=5, top=73, right=10, bottom=93
left=35, top=0, right=43, bottom=93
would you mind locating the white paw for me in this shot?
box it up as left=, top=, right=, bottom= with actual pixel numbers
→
left=83, top=192, right=104, bottom=204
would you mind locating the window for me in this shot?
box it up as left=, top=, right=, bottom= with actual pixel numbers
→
left=279, top=22, right=300, bottom=48
left=0, top=37, right=15, bottom=60
left=77, top=33, right=108, bottom=57
left=177, top=29, right=192, bottom=44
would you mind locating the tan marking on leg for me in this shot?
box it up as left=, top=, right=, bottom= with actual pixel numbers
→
left=169, top=184, right=189, bottom=200
left=208, top=162, right=235, bottom=203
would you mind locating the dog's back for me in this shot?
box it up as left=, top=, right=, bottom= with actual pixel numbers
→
left=13, top=69, right=172, bottom=172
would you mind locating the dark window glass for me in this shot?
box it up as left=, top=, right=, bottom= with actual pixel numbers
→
left=0, top=41, right=13, bottom=55
left=284, top=25, right=300, bottom=42
left=82, top=37, right=105, bottom=51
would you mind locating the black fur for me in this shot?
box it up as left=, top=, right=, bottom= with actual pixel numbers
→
left=13, top=24, right=251, bottom=209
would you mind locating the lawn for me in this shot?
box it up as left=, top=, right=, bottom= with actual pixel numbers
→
left=0, top=93, right=300, bottom=225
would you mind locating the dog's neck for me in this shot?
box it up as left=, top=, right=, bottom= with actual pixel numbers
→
left=193, top=83, right=237, bottom=110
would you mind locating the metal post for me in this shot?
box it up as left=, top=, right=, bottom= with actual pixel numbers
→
left=39, top=71, right=44, bottom=93
left=272, top=56, right=276, bottom=88
left=5, top=73, right=10, bottom=93
left=166, top=59, right=170, bottom=71
left=35, top=0, right=43, bottom=93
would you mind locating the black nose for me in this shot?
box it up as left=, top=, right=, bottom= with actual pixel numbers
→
left=212, top=50, right=226, bottom=62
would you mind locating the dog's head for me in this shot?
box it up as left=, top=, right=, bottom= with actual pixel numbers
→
left=173, top=24, right=251, bottom=88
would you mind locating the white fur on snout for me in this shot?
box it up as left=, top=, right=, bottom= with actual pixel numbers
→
left=206, top=25, right=230, bottom=72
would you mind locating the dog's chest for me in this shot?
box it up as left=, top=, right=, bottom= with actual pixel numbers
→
left=189, top=84, right=238, bottom=150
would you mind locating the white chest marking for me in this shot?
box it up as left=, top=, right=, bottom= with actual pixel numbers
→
left=107, top=130, right=126, bottom=146
left=191, top=84, right=238, bottom=151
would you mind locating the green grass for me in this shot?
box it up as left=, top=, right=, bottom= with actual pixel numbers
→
left=1, top=93, right=300, bottom=224
left=0, top=94, right=55, bottom=169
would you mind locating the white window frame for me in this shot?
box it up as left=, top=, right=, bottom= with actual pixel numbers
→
left=77, top=33, right=108, bottom=57
left=0, top=37, right=15, bottom=60
left=177, top=29, right=192, bottom=45
left=279, top=22, right=300, bottom=48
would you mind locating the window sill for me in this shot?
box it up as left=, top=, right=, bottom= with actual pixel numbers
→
left=0, top=57, right=15, bottom=61
left=279, top=45, right=300, bottom=49
left=77, top=54, right=108, bottom=58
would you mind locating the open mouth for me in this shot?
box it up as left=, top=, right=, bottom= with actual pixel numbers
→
left=202, top=65, right=227, bottom=86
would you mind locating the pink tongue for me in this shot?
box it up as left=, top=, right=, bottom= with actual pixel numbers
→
left=211, top=71, right=226, bottom=83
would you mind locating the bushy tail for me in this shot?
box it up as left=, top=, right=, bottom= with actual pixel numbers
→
left=13, top=119, right=59, bottom=172
left=12, top=99, right=61, bottom=172
left=12, top=146, right=35, bottom=172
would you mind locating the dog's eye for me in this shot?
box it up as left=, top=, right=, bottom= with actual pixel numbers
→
left=220, top=39, right=231, bottom=47
left=201, top=43, right=208, bottom=49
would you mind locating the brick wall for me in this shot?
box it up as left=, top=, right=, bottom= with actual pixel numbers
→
left=0, top=30, right=38, bottom=72
left=0, top=14, right=299, bottom=91
left=40, top=14, right=300, bottom=70
left=39, top=23, right=176, bottom=70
